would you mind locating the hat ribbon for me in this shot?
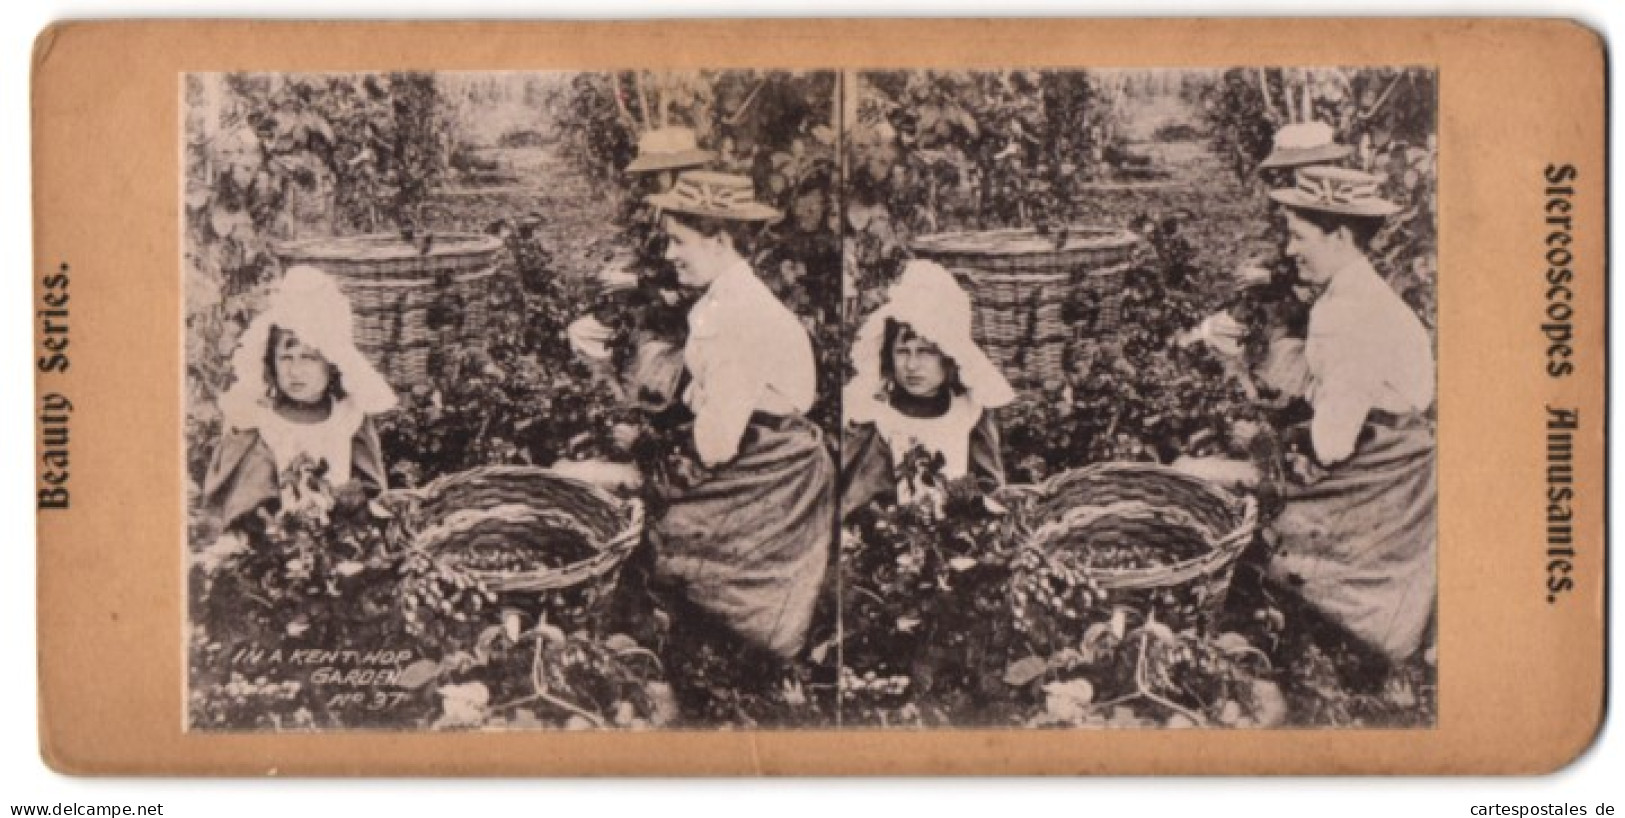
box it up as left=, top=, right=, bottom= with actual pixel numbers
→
left=1296, top=174, right=1380, bottom=207
left=673, top=180, right=743, bottom=212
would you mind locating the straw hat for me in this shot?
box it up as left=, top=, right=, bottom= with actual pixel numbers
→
left=624, top=127, right=716, bottom=174
left=1258, top=122, right=1353, bottom=171
left=1268, top=166, right=1400, bottom=218
left=218, top=265, right=397, bottom=425
left=644, top=171, right=782, bottom=222
left=845, top=260, right=1016, bottom=421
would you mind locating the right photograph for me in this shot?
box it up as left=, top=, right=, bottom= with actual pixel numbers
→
left=837, top=67, right=1438, bottom=728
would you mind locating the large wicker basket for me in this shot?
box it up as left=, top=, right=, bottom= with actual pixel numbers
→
left=394, top=466, right=644, bottom=597
left=272, top=233, right=504, bottom=390
left=999, top=462, right=1256, bottom=632
left=911, top=227, right=1140, bottom=388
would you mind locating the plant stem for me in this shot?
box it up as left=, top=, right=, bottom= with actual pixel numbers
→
left=850, top=584, right=887, bottom=607
left=1143, top=689, right=1209, bottom=726
left=635, top=72, right=654, bottom=132
left=493, top=690, right=608, bottom=728
left=1359, top=72, right=1404, bottom=122
left=1255, top=68, right=1279, bottom=123
left=1300, top=69, right=1315, bottom=123
left=531, top=632, right=547, bottom=693
left=727, top=78, right=766, bottom=127
left=610, top=73, right=636, bottom=131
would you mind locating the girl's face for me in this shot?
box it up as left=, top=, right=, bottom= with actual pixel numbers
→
left=274, top=333, right=332, bottom=405
left=892, top=332, right=949, bottom=398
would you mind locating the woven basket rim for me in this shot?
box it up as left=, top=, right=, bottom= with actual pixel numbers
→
left=272, top=232, right=503, bottom=263
left=1001, top=462, right=1257, bottom=591
left=398, top=465, right=645, bottom=594
left=911, top=226, right=1140, bottom=258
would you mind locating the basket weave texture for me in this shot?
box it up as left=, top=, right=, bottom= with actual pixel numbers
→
left=393, top=465, right=644, bottom=595
left=911, top=227, right=1140, bottom=387
left=1000, top=462, right=1257, bottom=631
left=272, top=233, right=503, bottom=389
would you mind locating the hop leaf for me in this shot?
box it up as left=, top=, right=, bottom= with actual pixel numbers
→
left=1003, top=656, right=1048, bottom=686
left=1250, top=679, right=1289, bottom=727
left=395, top=659, right=441, bottom=690
left=434, top=682, right=490, bottom=729
left=603, top=633, right=639, bottom=652
left=1042, top=679, right=1095, bottom=722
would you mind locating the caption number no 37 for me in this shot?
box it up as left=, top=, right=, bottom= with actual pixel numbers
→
left=327, top=691, right=410, bottom=710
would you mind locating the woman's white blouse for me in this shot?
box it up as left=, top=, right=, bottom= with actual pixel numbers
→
left=1304, top=257, right=1435, bottom=464
left=683, top=261, right=817, bottom=466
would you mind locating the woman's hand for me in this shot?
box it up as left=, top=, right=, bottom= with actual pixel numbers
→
left=1233, top=261, right=1275, bottom=289
left=592, top=252, right=641, bottom=294
left=1179, top=311, right=1247, bottom=361
left=1171, top=455, right=1261, bottom=490
left=610, top=421, right=643, bottom=454
left=566, top=315, right=616, bottom=368
left=552, top=459, right=645, bottom=494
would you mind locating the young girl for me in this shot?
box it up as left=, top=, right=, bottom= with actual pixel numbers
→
left=202, top=265, right=398, bottom=530
left=841, top=260, right=1016, bottom=519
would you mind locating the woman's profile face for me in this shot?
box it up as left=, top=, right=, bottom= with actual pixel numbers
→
left=661, top=214, right=727, bottom=289
left=1283, top=210, right=1340, bottom=286
left=891, top=331, right=949, bottom=398
left=274, top=333, right=333, bottom=405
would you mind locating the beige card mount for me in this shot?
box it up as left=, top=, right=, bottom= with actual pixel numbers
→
left=32, top=19, right=1605, bottom=775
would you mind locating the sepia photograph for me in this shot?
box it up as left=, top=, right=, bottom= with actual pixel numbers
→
left=182, top=65, right=1437, bottom=732
left=835, top=67, right=1437, bottom=728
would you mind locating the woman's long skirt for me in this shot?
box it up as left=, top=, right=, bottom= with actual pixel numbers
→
left=1267, top=422, right=1436, bottom=660
left=650, top=415, right=835, bottom=659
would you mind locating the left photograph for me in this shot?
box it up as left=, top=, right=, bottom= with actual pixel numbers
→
left=183, top=71, right=844, bottom=731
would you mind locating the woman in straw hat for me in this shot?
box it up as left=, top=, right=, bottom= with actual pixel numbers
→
left=202, top=265, right=398, bottom=531
left=1257, top=121, right=1354, bottom=177
left=637, top=170, right=836, bottom=667
left=1186, top=121, right=1357, bottom=404
left=1179, top=165, right=1435, bottom=668
left=841, top=260, right=1016, bottom=519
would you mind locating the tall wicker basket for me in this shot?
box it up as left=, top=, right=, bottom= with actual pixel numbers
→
left=272, top=233, right=504, bottom=390
left=911, top=227, right=1140, bottom=388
